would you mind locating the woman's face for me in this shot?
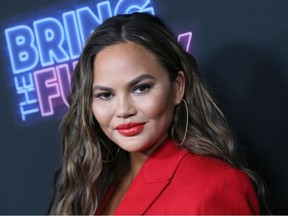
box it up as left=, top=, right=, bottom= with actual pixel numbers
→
left=92, top=42, right=184, bottom=154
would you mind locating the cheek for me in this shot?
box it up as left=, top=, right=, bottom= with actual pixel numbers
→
left=139, top=93, right=174, bottom=119
left=92, top=102, right=112, bottom=127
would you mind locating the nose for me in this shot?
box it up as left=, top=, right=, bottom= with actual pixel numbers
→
left=115, top=94, right=136, bottom=118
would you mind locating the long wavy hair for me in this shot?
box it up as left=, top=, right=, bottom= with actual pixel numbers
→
left=49, top=12, right=270, bottom=214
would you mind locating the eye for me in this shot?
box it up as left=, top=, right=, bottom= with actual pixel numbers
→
left=133, top=84, right=152, bottom=94
left=94, top=92, right=114, bottom=101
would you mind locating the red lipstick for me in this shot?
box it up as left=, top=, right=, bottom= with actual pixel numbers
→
left=115, top=123, right=145, bottom=136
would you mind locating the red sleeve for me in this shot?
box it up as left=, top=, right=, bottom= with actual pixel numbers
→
left=196, top=168, right=260, bottom=215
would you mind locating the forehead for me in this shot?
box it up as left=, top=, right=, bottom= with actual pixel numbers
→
left=92, top=42, right=168, bottom=82
left=94, top=42, right=153, bottom=65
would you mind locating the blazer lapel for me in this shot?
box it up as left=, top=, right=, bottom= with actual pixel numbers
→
left=114, top=140, right=189, bottom=215
left=114, top=174, right=170, bottom=215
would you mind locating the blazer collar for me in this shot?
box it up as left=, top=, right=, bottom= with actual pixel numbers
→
left=114, top=139, right=189, bottom=215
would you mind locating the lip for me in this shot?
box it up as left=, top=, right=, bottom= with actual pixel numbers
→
left=115, top=122, right=146, bottom=136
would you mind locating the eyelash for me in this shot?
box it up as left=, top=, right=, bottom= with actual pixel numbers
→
left=132, top=84, right=153, bottom=94
left=94, top=83, right=153, bottom=101
left=94, top=92, right=114, bottom=101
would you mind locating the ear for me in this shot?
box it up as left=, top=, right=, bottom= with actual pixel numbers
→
left=173, top=71, right=185, bottom=105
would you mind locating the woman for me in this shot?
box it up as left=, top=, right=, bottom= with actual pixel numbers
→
left=49, top=12, right=269, bottom=214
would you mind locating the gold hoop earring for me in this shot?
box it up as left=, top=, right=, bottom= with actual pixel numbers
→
left=180, top=99, right=189, bottom=145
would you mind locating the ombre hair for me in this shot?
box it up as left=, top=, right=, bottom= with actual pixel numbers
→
left=49, top=12, right=269, bottom=214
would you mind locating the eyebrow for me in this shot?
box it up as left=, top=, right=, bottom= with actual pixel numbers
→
left=92, top=74, right=156, bottom=92
left=127, top=74, right=156, bottom=89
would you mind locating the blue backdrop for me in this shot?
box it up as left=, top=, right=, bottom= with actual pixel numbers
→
left=0, top=0, right=287, bottom=213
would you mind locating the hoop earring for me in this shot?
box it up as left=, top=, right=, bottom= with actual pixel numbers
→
left=180, top=99, right=189, bottom=146
left=171, top=100, right=189, bottom=145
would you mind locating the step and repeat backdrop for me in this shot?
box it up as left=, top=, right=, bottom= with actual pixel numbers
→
left=0, top=0, right=287, bottom=214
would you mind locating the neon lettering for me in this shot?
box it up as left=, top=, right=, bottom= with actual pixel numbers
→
left=14, top=73, right=39, bottom=121
left=3, top=0, right=195, bottom=124
left=63, top=11, right=82, bottom=60
left=5, top=25, right=39, bottom=74
left=177, top=31, right=192, bottom=52
left=33, top=18, right=69, bottom=67
left=33, top=67, right=61, bottom=116
left=115, top=0, right=154, bottom=15
left=77, top=1, right=112, bottom=44
left=56, top=64, right=72, bottom=107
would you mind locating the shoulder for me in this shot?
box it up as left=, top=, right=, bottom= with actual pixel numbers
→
left=175, top=151, right=255, bottom=194
left=172, top=151, right=260, bottom=214
left=176, top=151, right=246, bottom=180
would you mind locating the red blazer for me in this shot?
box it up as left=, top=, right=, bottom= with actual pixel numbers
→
left=100, top=140, right=259, bottom=215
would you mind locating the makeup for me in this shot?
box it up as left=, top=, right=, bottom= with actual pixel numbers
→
left=116, top=123, right=145, bottom=136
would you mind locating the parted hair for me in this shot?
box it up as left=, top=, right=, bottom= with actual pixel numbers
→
left=49, top=12, right=269, bottom=214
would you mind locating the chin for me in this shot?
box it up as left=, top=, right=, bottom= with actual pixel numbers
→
left=117, top=138, right=150, bottom=153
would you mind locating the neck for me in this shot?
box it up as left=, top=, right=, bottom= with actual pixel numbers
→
left=128, top=136, right=169, bottom=179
